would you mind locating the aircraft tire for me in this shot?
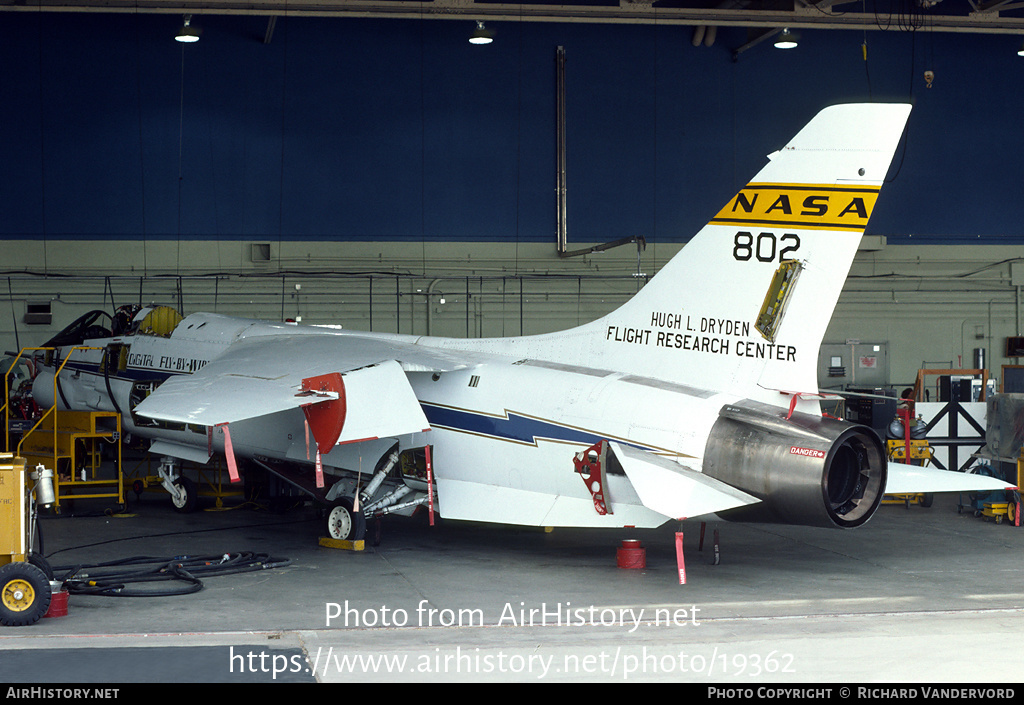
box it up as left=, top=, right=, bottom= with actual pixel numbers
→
left=0, top=563, right=52, bottom=627
left=171, top=477, right=198, bottom=513
left=326, top=497, right=366, bottom=542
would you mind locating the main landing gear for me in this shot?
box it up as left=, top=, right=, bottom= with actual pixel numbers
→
left=320, top=445, right=434, bottom=545
left=325, top=496, right=366, bottom=542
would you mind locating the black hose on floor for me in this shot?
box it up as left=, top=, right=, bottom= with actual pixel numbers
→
left=53, top=551, right=292, bottom=597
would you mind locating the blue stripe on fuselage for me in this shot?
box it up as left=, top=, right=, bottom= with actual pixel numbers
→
left=420, top=402, right=653, bottom=451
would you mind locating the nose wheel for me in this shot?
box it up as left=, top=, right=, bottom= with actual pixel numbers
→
left=170, top=476, right=198, bottom=513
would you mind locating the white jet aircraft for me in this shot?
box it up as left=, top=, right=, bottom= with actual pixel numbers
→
left=30, top=103, right=1014, bottom=545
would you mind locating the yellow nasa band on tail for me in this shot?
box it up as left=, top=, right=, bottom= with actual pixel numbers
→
left=710, top=182, right=881, bottom=231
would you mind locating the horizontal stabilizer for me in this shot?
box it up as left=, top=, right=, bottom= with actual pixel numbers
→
left=608, top=442, right=759, bottom=520
left=433, top=476, right=674, bottom=528
left=884, top=462, right=1017, bottom=495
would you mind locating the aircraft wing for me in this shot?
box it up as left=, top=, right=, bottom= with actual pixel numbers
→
left=607, top=442, right=760, bottom=520
left=132, top=332, right=467, bottom=445
left=884, top=462, right=1017, bottom=495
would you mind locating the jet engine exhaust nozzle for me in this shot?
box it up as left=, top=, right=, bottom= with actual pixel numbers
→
left=702, top=401, right=887, bottom=529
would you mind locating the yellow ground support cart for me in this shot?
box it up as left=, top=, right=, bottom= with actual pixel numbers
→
left=19, top=410, right=123, bottom=511
left=0, top=454, right=56, bottom=626
left=5, top=346, right=124, bottom=513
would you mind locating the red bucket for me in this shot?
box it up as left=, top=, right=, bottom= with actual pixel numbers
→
left=616, top=539, right=646, bottom=569
left=44, top=587, right=69, bottom=618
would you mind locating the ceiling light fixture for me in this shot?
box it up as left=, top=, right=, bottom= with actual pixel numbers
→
left=175, top=15, right=202, bottom=43
left=774, top=28, right=799, bottom=49
left=1018, top=41, right=1024, bottom=57
left=469, top=21, right=494, bottom=45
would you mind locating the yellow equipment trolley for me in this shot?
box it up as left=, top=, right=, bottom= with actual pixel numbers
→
left=0, top=454, right=56, bottom=626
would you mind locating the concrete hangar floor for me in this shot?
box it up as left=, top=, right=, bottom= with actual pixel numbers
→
left=1, top=487, right=1021, bottom=684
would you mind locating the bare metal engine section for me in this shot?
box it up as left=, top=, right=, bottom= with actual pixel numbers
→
left=702, top=401, right=886, bottom=528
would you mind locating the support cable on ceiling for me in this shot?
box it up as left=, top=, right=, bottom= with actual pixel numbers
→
left=36, top=12, right=49, bottom=275
left=177, top=41, right=187, bottom=275
left=276, top=7, right=290, bottom=273
left=134, top=13, right=149, bottom=276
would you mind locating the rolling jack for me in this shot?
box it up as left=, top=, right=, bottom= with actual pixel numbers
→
left=1, top=454, right=57, bottom=626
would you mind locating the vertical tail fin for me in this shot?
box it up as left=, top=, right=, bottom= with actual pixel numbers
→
left=584, top=103, right=912, bottom=407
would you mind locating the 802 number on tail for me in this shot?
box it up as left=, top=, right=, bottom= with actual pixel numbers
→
left=733, top=232, right=800, bottom=262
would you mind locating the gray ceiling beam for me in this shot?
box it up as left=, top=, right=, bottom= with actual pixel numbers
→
left=3, top=0, right=1024, bottom=35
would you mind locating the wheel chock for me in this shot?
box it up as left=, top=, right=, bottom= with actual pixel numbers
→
left=318, top=537, right=365, bottom=551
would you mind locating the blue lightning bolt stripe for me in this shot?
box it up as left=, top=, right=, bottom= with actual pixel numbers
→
left=420, top=402, right=664, bottom=453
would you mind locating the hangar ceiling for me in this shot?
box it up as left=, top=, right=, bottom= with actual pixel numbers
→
left=3, top=0, right=1024, bottom=36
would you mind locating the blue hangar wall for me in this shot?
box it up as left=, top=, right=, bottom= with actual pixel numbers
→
left=2, top=12, right=1022, bottom=246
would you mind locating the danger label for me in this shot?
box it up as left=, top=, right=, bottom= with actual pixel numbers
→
left=790, top=446, right=825, bottom=459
